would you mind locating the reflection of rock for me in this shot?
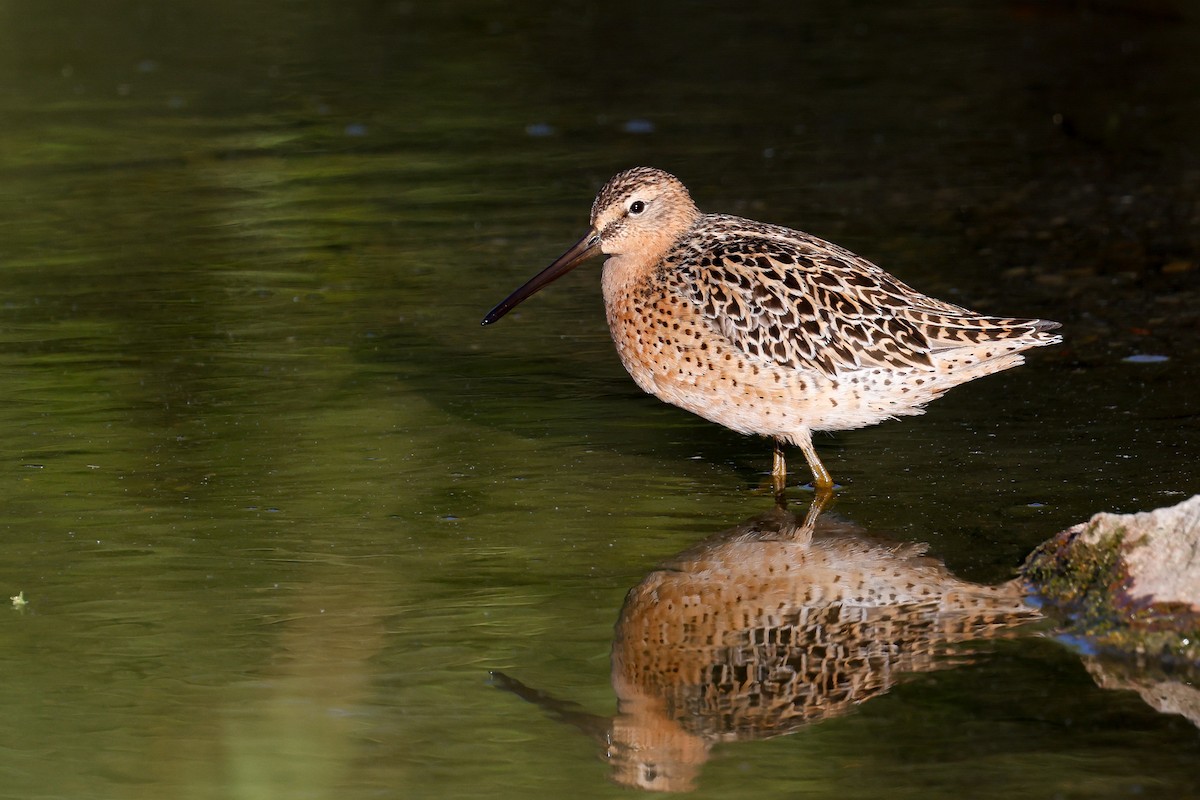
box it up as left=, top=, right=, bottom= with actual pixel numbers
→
left=1022, top=495, right=1200, bottom=666
left=608, top=507, right=1039, bottom=791
left=494, top=507, right=1040, bottom=794
left=1085, top=657, right=1200, bottom=729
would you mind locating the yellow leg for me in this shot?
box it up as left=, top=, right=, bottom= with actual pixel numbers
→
left=791, top=431, right=834, bottom=539
left=771, top=439, right=788, bottom=503
left=773, top=434, right=835, bottom=511
left=795, top=429, right=833, bottom=492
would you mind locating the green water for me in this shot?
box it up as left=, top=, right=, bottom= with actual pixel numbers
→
left=1, top=1, right=1197, bottom=798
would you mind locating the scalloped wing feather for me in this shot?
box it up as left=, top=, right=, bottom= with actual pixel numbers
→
left=667, top=215, right=1060, bottom=377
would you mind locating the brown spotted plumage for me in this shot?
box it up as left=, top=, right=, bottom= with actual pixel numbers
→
left=483, top=167, right=1061, bottom=495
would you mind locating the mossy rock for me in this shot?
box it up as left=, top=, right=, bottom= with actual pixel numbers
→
left=1021, top=495, right=1200, bottom=667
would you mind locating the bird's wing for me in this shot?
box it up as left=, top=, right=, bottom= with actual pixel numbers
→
left=667, top=217, right=1054, bottom=377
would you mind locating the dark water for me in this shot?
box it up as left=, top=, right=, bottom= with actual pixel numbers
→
left=1, top=1, right=1197, bottom=797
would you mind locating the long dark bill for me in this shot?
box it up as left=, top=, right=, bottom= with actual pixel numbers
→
left=481, top=230, right=601, bottom=325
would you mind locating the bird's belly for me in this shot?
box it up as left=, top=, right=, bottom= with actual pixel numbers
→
left=604, top=295, right=932, bottom=438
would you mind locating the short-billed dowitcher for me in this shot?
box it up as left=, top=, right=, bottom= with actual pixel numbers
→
left=483, top=167, right=1061, bottom=496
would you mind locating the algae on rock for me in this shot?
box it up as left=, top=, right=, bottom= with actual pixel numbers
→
left=1021, top=495, right=1200, bottom=667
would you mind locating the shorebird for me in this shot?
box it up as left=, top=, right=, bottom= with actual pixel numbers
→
left=482, top=167, right=1061, bottom=498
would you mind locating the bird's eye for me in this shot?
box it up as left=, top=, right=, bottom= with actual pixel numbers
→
left=629, top=200, right=646, bottom=215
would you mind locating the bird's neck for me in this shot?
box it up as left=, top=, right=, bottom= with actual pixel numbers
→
left=601, top=212, right=701, bottom=298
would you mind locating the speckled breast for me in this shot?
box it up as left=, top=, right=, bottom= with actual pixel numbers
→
left=603, top=276, right=829, bottom=437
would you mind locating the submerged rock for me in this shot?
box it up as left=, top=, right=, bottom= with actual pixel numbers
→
left=1021, top=495, right=1200, bottom=666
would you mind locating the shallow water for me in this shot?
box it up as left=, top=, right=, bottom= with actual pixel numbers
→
left=1, top=1, right=1198, bottom=798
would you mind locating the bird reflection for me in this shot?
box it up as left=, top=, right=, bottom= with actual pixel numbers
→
left=493, top=505, right=1040, bottom=792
